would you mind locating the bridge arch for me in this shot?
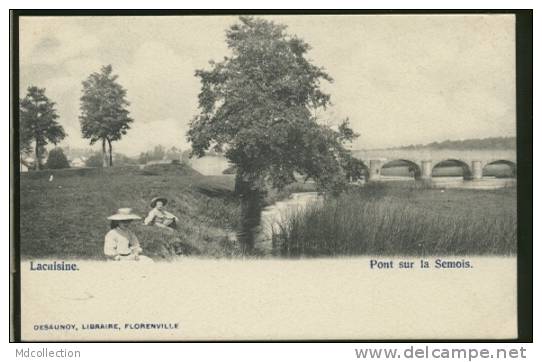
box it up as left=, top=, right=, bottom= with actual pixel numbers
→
left=381, top=159, right=421, bottom=179
left=432, top=159, right=472, bottom=179
left=483, top=160, right=516, bottom=178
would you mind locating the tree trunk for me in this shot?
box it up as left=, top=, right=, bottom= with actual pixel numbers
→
left=234, top=173, right=246, bottom=196
left=234, top=172, right=265, bottom=255
left=102, top=138, right=108, bottom=168
left=107, top=138, right=113, bottom=167
left=34, top=140, right=40, bottom=170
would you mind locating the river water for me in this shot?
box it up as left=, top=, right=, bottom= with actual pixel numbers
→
left=429, top=177, right=516, bottom=190
left=377, top=176, right=516, bottom=190
left=252, top=192, right=323, bottom=254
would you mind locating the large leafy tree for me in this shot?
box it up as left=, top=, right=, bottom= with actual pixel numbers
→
left=188, top=16, right=358, bottom=194
left=80, top=65, right=133, bottom=167
left=20, top=86, right=66, bottom=170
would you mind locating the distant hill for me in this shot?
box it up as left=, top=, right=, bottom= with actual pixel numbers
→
left=375, top=137, right=516, bottom=151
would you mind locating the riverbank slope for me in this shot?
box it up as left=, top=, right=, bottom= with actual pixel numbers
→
left=19, top=164, right=242, bottom=259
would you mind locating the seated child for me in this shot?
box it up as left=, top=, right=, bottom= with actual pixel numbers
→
left=144, top=197, right=179, bottom=230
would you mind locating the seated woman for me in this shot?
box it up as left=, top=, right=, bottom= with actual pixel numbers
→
left=144, top=197, right=179, bottom=230
left=104, top=208, right=152, bottom=262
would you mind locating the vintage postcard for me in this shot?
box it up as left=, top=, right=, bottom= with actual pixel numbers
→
left=10, top=12, right=530, bottom=341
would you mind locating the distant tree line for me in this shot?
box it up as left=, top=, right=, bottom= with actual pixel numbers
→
left=138, top=145, right=185, bottom=164
left=389, top=137, right=516, bottom=151
left=85, top=151, right=139, bottom=168
left=20, top=143, right=189, bottom=170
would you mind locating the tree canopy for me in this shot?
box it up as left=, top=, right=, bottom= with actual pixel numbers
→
left=188, top=16, right=358, bottom=193
left=20, top=86, right=66, bottom=170
left=80, top=65, right=133, bottom=167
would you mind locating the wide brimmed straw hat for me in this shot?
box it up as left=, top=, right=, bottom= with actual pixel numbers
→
left=107, top=208, right=142, bottom=221
left=150, top=197, right=168, bottom=208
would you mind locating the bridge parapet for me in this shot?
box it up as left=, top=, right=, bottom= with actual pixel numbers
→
left=353, top=149, right=516, bottom=181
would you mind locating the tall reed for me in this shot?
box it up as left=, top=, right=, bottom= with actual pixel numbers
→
left=272, top=186, right=517, bottom=257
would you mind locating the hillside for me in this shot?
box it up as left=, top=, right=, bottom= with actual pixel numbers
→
left=19, top=164, right=242, bottom=259
left=374, top=136, right=516, bottom=151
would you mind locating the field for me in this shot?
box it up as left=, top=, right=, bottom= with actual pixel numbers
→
left=272, top=182, right=517, bottom=257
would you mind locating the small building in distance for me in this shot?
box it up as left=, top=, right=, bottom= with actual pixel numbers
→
left=70, top=156, right=87, bottom=168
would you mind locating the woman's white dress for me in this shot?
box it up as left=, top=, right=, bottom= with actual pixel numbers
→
left=104, top=228, right=153, bottom=262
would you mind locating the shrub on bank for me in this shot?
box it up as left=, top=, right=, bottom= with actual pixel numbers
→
left=45, top=148, right=70, bottom=169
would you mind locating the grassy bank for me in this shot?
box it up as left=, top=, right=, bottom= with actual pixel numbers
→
left=19, top=164, right=243, bottom=259
left=272, top=182, right=517, bottom=257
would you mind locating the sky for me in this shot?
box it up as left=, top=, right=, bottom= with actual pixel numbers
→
left=19, top=15, right=516, bottom=156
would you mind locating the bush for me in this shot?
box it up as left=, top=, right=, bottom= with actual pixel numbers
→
left=113, top=153, right=138, bottom=166
left=85, top=153, right=103, bottom=168
left=45, top=148, right=70, bottom=169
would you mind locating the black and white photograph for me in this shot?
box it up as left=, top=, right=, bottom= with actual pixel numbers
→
left=10, top=11, right=532, bottom=342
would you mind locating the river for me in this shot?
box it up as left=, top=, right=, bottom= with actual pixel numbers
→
left=429, top=177, right=516, bottom=190
left=378, top=176, right=516, bottom=190
left=253, top=192, right=323, bottom=254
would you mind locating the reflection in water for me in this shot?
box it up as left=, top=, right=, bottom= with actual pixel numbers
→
left=254, top=192, right=323, bottom=254
left=429, top=177, right=516, bottom=190
left=378, top=176, right=516, bottom=190
left=237, top=192, right=324, bottom=255
left=236, top=190, right=265, bottom=254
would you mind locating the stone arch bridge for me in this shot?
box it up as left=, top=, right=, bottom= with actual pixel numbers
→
left=352, top=148, right=516, bottom=181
